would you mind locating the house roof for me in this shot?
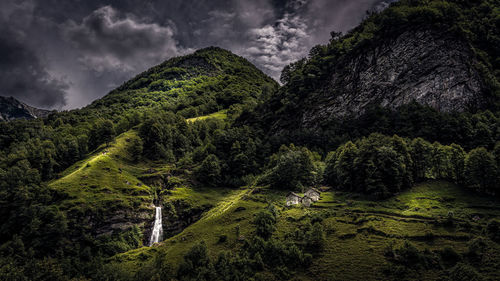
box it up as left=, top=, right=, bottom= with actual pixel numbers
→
left=287, top=192, right=302, bottom=198
left=302, top=195, right=313, bottom=200
left=306, top=187, right=321, bottom=194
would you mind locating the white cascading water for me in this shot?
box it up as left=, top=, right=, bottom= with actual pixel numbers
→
left=148, top=206, right=163, bottom=246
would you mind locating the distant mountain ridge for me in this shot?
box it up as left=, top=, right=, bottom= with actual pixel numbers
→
left=0, top=96, right=52, bottom=121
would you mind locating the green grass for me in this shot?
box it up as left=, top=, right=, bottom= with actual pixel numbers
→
left=111, top=186, right=266, bottom=270
left=49, top=130, right=154, bottom=214
left=186, top=109, right=228, bottom=122
left=109, top=181, right=500, bottom=280
left=165, top=186, right=231, bottom=207
left=276, top=181, right=500, bottom=280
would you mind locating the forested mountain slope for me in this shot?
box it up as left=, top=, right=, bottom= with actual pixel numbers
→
left=85, top=46, right=277, bottom=119
left=0, top=47, right=277, bottom=280
left=0, top=1, right=499, bottom=281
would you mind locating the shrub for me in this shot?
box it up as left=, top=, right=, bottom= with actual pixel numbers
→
left=466, top=237, right=487, bottom=259
left=389, top=241, right=436, bottom=269
left=218, top=234, right=227, bottom=243
left=177, top=241, right=215, bottom=281
left=306, top=222, right=326, bottom=251
left=302, top=253, right=313, bottom=267
left=254, top=210, right=276, bottom=240
left=195, top=154, right=222, bottom=186
left=382, top=264, right=409, bottom=279
left=423, top=230, right=435, bottom=241
left=447, top=263, right=483, bottom=281
left=486, top=220, right=500, bottom=242
left=395, top=242, right=424, bottom=267
left=310, top=213, right=324, bottom=224
left=440, top=246, right=461, bottom=267
left=273, top=265, right=291, bottom=280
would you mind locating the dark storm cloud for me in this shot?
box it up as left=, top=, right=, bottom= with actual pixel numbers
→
left=0, top=0, right=396, bottom=109
left=0, top=0, right=68, bottom=109
left=242, top=1, right=310, bottom=77
left=238, top=0, right=394, bottom=79
left=0, top=32, right=68, bottom=109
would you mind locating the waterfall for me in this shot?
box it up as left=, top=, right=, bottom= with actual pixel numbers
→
left=148, top=206, right=163, bottom=246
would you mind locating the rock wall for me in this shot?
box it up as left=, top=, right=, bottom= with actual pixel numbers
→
left=301, top=30, right=486, bottom=127
left=87, top=208, right=152, bottom=237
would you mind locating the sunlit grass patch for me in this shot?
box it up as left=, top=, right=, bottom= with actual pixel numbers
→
left=49, top=130, right=154, bottom=212
left=186, top=109, right=228, bottom=122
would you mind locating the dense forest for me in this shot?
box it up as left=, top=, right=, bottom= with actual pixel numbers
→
left=0, top=0, right=499, bottom=280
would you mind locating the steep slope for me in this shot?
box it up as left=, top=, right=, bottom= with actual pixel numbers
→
left=301, top=29, right=484, bottom=125
left=0, top=96, right=51, bottom=121
left=48, top=131, right=154, bottom=238
left=266, top=0, right=499, bottom=131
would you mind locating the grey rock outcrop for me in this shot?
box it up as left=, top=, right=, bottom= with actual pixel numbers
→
left=91, top=209, right=152, bottom=237
left=301, top=30, right=486, bottom=127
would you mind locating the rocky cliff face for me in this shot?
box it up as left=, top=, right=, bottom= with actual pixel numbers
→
left=300, top=30, right=486, bottom=127
left=0, top=96, right=51, bottom=121
left=88, top=208, right=153, bottom=237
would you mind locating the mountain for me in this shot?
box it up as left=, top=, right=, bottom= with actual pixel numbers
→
left=263, top=0, right=499, bottom=132
left=0, top=96, right=51, bottom=121
left=0, top=1, right=499, bottom=281
left=84, top=47, right=277, bottom=118
left=0, top=47, right=278, bottom=266
left=300, top=29, right=484, bottom=123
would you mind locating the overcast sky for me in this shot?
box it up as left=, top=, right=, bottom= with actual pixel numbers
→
left=0, top=0, right=396, bottom=109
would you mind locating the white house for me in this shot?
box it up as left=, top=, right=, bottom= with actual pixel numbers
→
left=286, top=192, right=302, bottom=206
left=305, top=188, right=321, bottom=202
left=301, top=195, right=313, bottom=207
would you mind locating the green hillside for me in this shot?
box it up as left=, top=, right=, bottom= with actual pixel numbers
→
left=0, top=47, right=278, bottom=280
left=87, top=47, right=278, bottom=119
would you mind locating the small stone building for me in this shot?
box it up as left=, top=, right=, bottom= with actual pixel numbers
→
left=305, top=188, right=321, bottom=202
left=286, top=192, right=302, bottom=206
left=301, top=195, right=313, bottom=207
